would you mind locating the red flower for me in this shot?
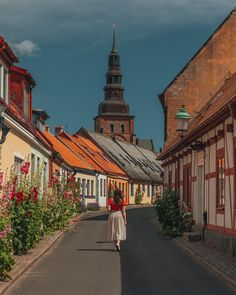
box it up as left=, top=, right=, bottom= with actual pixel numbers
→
left=32, top=187, right=38, bottom=203
left=20, top=162, right=30, bottom=175
left=16, top=191, right=24, bottom=204
left=10, top=191, right=15, bottom=200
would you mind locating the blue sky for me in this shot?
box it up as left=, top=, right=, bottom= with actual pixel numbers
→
left=0, top=0, right=235, bottom=150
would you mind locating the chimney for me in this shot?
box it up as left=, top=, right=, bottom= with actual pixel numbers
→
left=55, top=125, right=63, bottom=135
left=45, top=125, right=50, bottom=132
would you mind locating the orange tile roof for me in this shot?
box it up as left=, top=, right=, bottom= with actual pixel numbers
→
left=73, top=134, right=128, bottom=177
left=44, top=130, right=92, bottom=170
left=159, top=73, right=236, bottom=159
left=58, top=132, right=105, bottom=174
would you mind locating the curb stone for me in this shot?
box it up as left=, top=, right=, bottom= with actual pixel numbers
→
left=174, top=238, right=236, bottom=290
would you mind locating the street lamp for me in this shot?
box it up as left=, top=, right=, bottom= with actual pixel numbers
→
left=175, top=105, right=190, bottom=139
left=0, top=102, right=10, bottom=144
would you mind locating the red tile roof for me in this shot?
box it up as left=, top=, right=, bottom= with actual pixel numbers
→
left=73, top=134, right=128, bottom=177
left=58, top=132, right=105, bottom=173
left=44, top=130, right=92, bottom=170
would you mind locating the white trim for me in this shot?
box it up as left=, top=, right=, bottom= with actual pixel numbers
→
left=4, top=113, right=52, bottom=157
left=13, top=152, right=24, bottom=160
left=0, top=61, right=8, bottom=104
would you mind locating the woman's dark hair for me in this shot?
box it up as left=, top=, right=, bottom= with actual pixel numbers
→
left=113, top=189, right=123, bottom=205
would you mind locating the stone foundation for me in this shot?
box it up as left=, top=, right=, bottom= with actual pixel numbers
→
left=204, top=229, right=236, bottom=257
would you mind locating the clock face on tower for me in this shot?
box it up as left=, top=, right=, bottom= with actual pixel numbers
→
left=112, top=90, right=119, bottom=98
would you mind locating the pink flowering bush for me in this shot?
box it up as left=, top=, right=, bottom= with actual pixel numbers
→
left=0, top=174, right=14, bottom=280
left=0, top=161, right=82, bottom=280
left=6, top=163, right=43, bottom=255
left=42, top=175, right=81, bottom=233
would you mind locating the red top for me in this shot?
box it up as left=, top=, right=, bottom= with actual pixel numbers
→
left=108, top=198, right=126, bottom=211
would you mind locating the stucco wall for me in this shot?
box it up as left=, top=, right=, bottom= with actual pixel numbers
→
left=1, top=128, right=31, bottom=176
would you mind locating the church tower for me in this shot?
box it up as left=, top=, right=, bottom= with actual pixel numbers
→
left=94, top=28, right=136, bottom=144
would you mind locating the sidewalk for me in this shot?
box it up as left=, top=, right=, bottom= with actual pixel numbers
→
left=0, top=210, right=105, bottom=295
left=175, top=237, right=236, bottom=288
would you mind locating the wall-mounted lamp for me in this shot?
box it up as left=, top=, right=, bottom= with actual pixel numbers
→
left=175, top=105, right=190, bottom=139
left=190, top=141, right=206, bottom=150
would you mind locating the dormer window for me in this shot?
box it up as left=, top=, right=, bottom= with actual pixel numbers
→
left=110, top=123, right=114, bottom=133
left=0, top=63, right=8, bottom=103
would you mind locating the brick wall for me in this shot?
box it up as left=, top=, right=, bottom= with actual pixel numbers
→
left=163, top=10, right=236, bottom=146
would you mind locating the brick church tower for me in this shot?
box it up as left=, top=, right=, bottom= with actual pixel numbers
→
left=94, top=29, right=136, bottom=144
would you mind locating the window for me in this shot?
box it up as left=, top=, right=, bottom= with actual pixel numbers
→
left=103, top=179, right=106, bottom=196
left=131, top=183, right=134, bottom=196
left=91, top=180, right=94, bottom=196
left=183, top=164, right=191, bottom=207
left=121, top=124, right=125, bottom=134
left=175, top=163, right=179, bottom=195
left=100, top=128, right=104, bottom=134
left=31, top=154, right=35, bottom=175
left=168, top=170, right=172, bottom=190
left=217, top=152, right=225, bottom=208
left=23, top=85, right=29, bottom=117
left=14, top=156, right=23, bottom=174
left=122, top=183, right=124, bottom=194
left=110, top=124, right=114, bottom=133
left=43, top=162, right=47, bottom=190
left=87, top=180, right=90, bottom=196
left=82, top=179, right=86, bottom=195
left=142, top=184, right=145, bottom=192
left=152, top=185, right=155, bottom=196
left=147, top=185, right=150, bottom=197
left=37, top=157, right=40, bottom=170
left=100, top=179, right=103, bottom=196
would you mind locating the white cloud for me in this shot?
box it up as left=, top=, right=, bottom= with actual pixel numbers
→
left=9, top=40, right=40, bottom=57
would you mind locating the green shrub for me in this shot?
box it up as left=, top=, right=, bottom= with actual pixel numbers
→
left=154, top=190, right=185, bottom=237
left=135, top=189, right=143, bottom=205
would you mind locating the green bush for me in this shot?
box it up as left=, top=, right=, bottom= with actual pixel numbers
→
left=0, top=161, right=83, bottom=280
left=135, top=190, right=143, bottom=205
left=154, top=190, right=185, bottom=237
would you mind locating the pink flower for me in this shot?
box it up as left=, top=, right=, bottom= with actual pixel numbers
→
left=5, top=224, right=11, bottom=233
left=0, top=231, right=7, bottom=239
left=20, top=162, right=30, bottom=175
left=32, top=187, right=38, bottom=203
left=0, top=172, right=3, bottom=190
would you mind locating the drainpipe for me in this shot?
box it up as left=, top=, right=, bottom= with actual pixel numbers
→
left=202, top=211, right=208, bottom=242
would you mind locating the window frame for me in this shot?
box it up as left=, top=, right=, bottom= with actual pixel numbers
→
left=216, top=149, right=225, bottom=209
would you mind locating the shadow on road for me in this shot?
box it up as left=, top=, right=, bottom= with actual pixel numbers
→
left=77, top=248, right=116, bottom=252
left=83, top=213, right=108, bottom=221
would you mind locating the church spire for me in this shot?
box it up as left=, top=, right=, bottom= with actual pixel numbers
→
left=112, top=24, right=116, bottom=51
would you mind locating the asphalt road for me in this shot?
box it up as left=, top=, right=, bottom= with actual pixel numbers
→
left=5, top=207, right=236, bottom=295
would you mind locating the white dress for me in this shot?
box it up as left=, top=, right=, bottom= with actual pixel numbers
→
left=107, top=210, right=126, bottom=241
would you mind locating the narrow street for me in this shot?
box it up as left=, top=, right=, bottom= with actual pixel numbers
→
left=5, top=207, right=236, bottom=295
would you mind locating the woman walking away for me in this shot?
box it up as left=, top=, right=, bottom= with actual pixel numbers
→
left=107, top=189, right=127, bottom=251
